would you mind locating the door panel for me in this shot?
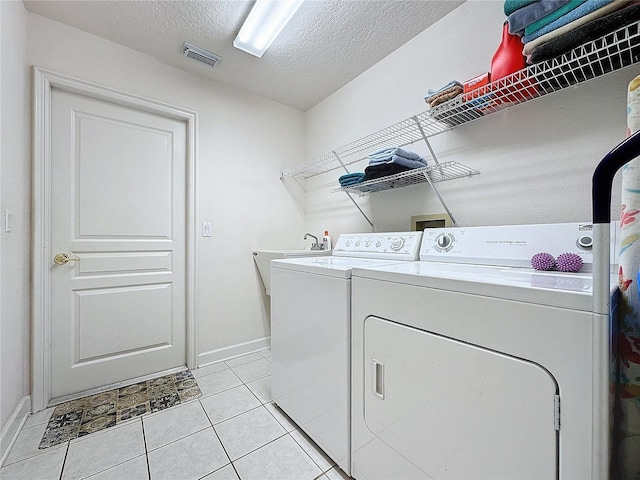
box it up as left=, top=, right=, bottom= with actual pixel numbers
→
left=363, top=316, right=558, bottom=480
left=50, top=87, right=187, bottom=400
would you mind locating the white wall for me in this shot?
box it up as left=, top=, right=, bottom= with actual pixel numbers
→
left=1, top=0, right=30, bottom=437
left=23, top=14, right=305, bottom=373
left=304, top=0, right=634, bottom=236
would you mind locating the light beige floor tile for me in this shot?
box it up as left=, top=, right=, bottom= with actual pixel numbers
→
left=23, top=407, right=55, bottom=429
left=62, top=420, right=145, bottom=480
left=199, top=385, right=261, bottom=425
left=197, top=369, right=243, bottom=398
left=290, top=429, right=335, bottom=472
left=0, top=444, right=66, bottom=480
left=245, top=377, right=271, bottom=404
left=4, top=421, right=66, bottom=465
left=264, top=403, right=298, bottom=432
left=147, top=428, right=229, bottom=480
left=324, top=466, right=352, bottom=479
left=83, top=454, right=148, bottom=480
left=143, top=400, right=210, bottom=451
left=229, top=358, right=270, bottom=384
left=192, top=362, right=229, bottom=379
left=224, top=353, right=264, bottom=368
left=214, top=406, right=286, bottom=460
left=258, top=348, right=271, bottom=360
left=201, top=463, right=239, bottom=480
left=233, top=434, right=322, bottom=480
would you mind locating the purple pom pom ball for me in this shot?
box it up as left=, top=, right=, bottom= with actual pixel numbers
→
left=556, top=253, right=583, bottom=273
left=531, top=252, right=556, bottom=271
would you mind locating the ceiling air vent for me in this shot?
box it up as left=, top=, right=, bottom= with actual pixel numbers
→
left=182, top=42, right=221, bottom=68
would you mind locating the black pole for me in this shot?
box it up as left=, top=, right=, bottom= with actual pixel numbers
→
left=593, top=129, right=640, bottom=224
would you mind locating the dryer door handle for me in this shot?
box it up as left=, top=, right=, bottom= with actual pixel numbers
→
left=372, top=359, right=385, bottom=400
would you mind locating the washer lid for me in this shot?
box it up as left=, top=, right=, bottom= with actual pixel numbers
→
left=352, top=261, right=612, bottom=311
left=271, top=256, right=413, bottom=278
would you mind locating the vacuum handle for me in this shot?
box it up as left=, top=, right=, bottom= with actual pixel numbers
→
left=593, top=129, right=640, bottom=224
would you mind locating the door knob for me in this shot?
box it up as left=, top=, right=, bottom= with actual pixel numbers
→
left=53, top=253, right=79, bottom=265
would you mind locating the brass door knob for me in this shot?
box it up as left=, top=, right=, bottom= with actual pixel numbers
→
left=53, top=253, right=79, bottom=265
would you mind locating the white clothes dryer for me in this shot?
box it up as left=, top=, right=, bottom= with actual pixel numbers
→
left=350, top=223, right=618, bottom=480
left=270, top=231, right=423, bottom=476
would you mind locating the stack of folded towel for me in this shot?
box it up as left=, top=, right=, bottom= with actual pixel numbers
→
left=364, top=146, right=428, bottom=181
left=505, top=0, right=635, bottom=64
left=423, top=81, right=464, bottom=108
left=338, top=172, right=366, bottom=187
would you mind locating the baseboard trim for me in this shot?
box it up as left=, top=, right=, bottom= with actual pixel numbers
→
left=1, top=395, right=31, bottom=467
left=198, top=337, right=270, bottom=368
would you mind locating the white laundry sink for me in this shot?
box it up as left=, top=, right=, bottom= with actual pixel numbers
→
left=253, top=249, right=331, bottom=295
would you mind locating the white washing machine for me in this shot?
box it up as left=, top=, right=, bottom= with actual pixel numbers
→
left=350, top=223, right=618, bottom=480
left=271, top=231, right=423, bottom=476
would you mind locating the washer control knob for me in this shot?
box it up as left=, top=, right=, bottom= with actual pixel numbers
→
left=355, top=241, right=361, bottom=247
left=365, top=240, right=372, bottom=247
left=390, top=237, right=405, bottom=251
left=577, top=235, right=593, bottom=250
left=376, top=241, right=381, bottom=247
left=435, top=233, right=455, bottom=252
left=345, top=240, right=351, bottom=246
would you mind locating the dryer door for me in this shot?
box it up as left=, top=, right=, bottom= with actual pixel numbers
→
left=362, top=316, right=558, bottom=480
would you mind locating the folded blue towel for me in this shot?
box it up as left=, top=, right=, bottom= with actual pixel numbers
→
left=390, top=155, right=428, bottom=170
left=522, top=0, right=613, bottom=42
left=504, top=0, right=538, bottom=16
left=368, top=155, right=427, bottom=170
left=524, top=0, right=587, bottom=35
left=367, top=146, right=399, bottom=162
left=507, top=0, right=572, bottom=34
left=338, top=172, right=366, bottom=186
left=394, top=147, right=423, bottom=161
left=368, top=146, right=425, bottom=163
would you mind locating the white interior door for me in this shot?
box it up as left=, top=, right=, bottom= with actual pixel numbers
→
left=48, top=87, right=187, bottom=402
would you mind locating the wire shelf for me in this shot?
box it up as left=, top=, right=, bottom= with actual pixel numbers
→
left=282, top=21, right=640, bottom=182
left=332, top=161, right=480, bottom=195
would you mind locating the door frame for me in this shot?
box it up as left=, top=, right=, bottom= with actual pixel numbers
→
left=31, top=67, right=198, bottom=413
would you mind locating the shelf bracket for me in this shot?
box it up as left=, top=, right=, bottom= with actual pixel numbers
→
left=413, top=116, right=458, bottom=226
left=333, top=151, right=375, bottom=231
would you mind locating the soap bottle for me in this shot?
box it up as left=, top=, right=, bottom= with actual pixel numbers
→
left=322, top=231, right=332, bottom=251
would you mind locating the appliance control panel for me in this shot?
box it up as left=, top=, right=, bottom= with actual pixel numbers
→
left=420, top=222, right=619, bottom=268
left=333, top=232, right=423, bottom=260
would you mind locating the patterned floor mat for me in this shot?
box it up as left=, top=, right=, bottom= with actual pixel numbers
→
left=39, top=370, right=201, bottom=448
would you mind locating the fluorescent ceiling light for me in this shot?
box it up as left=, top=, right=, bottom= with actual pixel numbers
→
left=234, top=0, right=304, bottom=58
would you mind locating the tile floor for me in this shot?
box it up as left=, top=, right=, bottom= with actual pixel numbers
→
left=0, top=349, right=352, bottom=480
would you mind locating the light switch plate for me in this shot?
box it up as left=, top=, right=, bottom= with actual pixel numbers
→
left=202, top=222, right=212, bottom=237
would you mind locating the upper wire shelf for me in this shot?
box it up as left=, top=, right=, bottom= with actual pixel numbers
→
left=281, top=21, right=640, bottom=180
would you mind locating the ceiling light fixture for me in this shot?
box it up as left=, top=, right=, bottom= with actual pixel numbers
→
left=233, top=0, right=304, bottom=58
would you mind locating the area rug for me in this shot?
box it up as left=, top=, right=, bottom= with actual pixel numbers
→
left=39, top=369, right=201, bottom=448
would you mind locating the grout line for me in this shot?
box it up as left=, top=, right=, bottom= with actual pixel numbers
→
left=289, top=429, right=334, bottom=474
left=141, top=417, right=151, bottom=480
left=202, top=403, right=237, bottom=479
left=57, top=442, right=70, bottom=480
left=144, top=424, right=211, bottom=454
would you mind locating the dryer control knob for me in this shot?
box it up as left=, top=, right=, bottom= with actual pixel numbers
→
left=435, top=233, right=455, bottom=252
left=390, top=237, right=405, bottom=251
left=577, top=235, right=593, bottom=250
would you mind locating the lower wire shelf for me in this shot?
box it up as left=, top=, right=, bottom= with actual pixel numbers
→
left=332, top=161, right=480, bottom=195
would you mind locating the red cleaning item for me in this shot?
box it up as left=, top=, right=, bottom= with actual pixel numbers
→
left=489, top=21, right=537, bottom=102
left=490, top=21, right=526, bottom=81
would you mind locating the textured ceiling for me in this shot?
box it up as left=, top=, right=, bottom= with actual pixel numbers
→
left=23, top=0, right=464, bottom=111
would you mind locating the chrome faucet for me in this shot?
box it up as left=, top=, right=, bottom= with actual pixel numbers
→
left=304, top=233, right=323, bottom=250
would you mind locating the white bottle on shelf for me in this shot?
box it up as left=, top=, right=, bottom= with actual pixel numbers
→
left=322, top=231, right=332, bottom=251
